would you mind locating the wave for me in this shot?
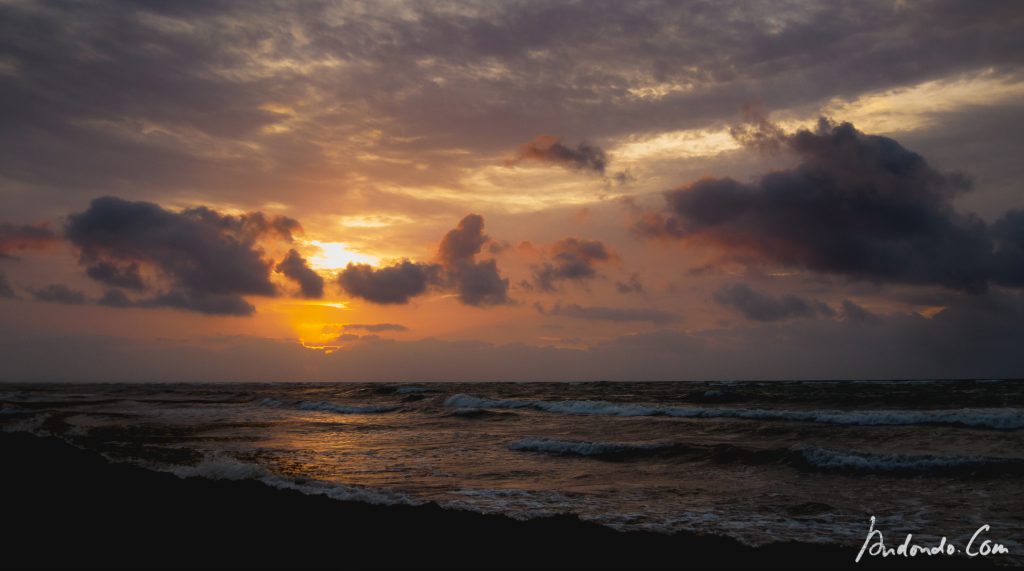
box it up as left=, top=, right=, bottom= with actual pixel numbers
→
left=509, top=438, right=684, bottom=459
left=444, top=394, right=1024, bottom=430
left=508, top=438, right=789, bottom=464
left=169, top=455, right=416, bottom=505
left=794, top=446, right=1024, bottom=476
left=444, top=394, right=664, bottom=416
left=260, top=398, right=397, bottom=414
left=443, top=407, right=518, bottom=419
left=395, top=387, right=429, bottom=394
left=507, top=437, right=1024, bottom=476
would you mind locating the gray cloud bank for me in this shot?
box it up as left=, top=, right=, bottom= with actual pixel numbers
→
left=640, top=119, right=1024, bottom=293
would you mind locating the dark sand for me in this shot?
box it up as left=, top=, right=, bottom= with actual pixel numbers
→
left=2, top=433, right=998, bottom=569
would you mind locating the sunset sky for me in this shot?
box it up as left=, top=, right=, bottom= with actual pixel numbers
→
left=2, top=0, right=1023, bottom=381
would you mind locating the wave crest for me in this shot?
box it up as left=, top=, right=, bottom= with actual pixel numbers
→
left=445, top=394, right=1024, bottom=430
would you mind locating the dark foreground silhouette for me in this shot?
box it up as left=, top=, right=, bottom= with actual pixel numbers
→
left=2, top=433, right=999, bottom=569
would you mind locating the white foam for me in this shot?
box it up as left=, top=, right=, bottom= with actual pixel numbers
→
left=444, top=394, right=1024, bottom=429
left=172, top=456, right=272, bottom=480
left=168, top=455, right=417, bottom=506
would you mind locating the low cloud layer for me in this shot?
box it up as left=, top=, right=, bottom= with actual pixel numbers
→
left=343, top=323, right=409, bottom=333
left=540, top=301, right=679, bottom=324
left=640, top=119, right=1024, bottom=293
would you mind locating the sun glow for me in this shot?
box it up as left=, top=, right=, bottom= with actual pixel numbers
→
left=306, top=240, right=379, bottom=270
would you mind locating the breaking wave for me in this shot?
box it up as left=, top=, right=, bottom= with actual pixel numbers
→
left=507, top=437, right=1024, bottom=476
left=445, top=394, right=1024, bottom=430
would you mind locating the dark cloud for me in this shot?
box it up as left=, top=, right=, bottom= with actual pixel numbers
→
left=615, top=273, right=644, bottom=294
left=85, top=261, right=145, bottom=291
left=448, top=259, right=511, bottom=306
left=275, top=249, right=324, bottom=299
left=0, top=273, right=14, bottom=298
left=0, top=223, right=57, bottom=258
left=533, top=237, right=612, bottom=291
left=65, top=196, right=296, bottom=315
left=337, top=261, right=438, bottom=305
left=839, top=299, right=877, bottom=323
left=95, top=287, right=255, bottom=316
left=509, top=135, right=607, bottom=174
left=437, top=216, right=510, bottom=305
left=640, top=119, right=1009, bottom=293
left=437, top=214, right=489, bottom=266
left=991, top=209, right=1024, bottom=286
left=30, top=284, right=87, bottom=305
left=97, top=288, right=133, bottom=308
left=542, top=302, right=679, bottom=324
left=713, top=283, right=834, bottom=322
left=139, top=290, right=255, bottom=316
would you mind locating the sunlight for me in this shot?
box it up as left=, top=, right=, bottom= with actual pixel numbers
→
left=306, top=240, right=379, bottom=270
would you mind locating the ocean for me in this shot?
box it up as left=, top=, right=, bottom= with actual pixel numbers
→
left=3, top=380, right=1022, bottom=562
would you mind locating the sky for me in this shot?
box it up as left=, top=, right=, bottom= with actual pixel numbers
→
left=2, top=0, right=1024, bottom=382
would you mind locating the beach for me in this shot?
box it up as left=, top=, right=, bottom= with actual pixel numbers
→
left=2, top=429, right=1004, bottom=569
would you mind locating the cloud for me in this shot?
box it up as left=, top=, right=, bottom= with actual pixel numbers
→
left=97, top=288, right=132, bottom=308
left=639, top=119, right=1007, bottom=292
left=0, top=273, right=14, bottom=298
left=337, top=261, right=439, bottom=305
left=509, top=135, right=607, bottom=174
left=338, top=214, right=509, bottom=306
left=65, top=196, right=298, bottom=315
left=343, top=323, right=409, bottom=333
left=542, top=302, right=679, bottom=324
left=5, top=289, right=1024, bottom=382
left=839, top=299, right=876, bottom=323
left=713, top=283, right=834, bottom=322
left=30, top=284, right=87, bottom=305
left=437, top=214, right=489, bottom=266
left=991, top=209, right=1024, bottom=286
left=437, top=214, right=511, bottom=306
left=85, top=261, right=145, bottom=290
left=615, top=273, right=644, bottom=294
left=533, top=237, right=613, bottom=291
left=140, top=290, right=257, bottom=316
left=275, top=249, right=324, bottom=299
left=2, top=0, right=1022, bottom=223
left=0, top=223, right=57, bottom=258
left=94, top=287, right=255, bottom=315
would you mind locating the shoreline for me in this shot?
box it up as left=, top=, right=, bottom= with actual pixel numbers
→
left=1, top=432, right=999, bottom=569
